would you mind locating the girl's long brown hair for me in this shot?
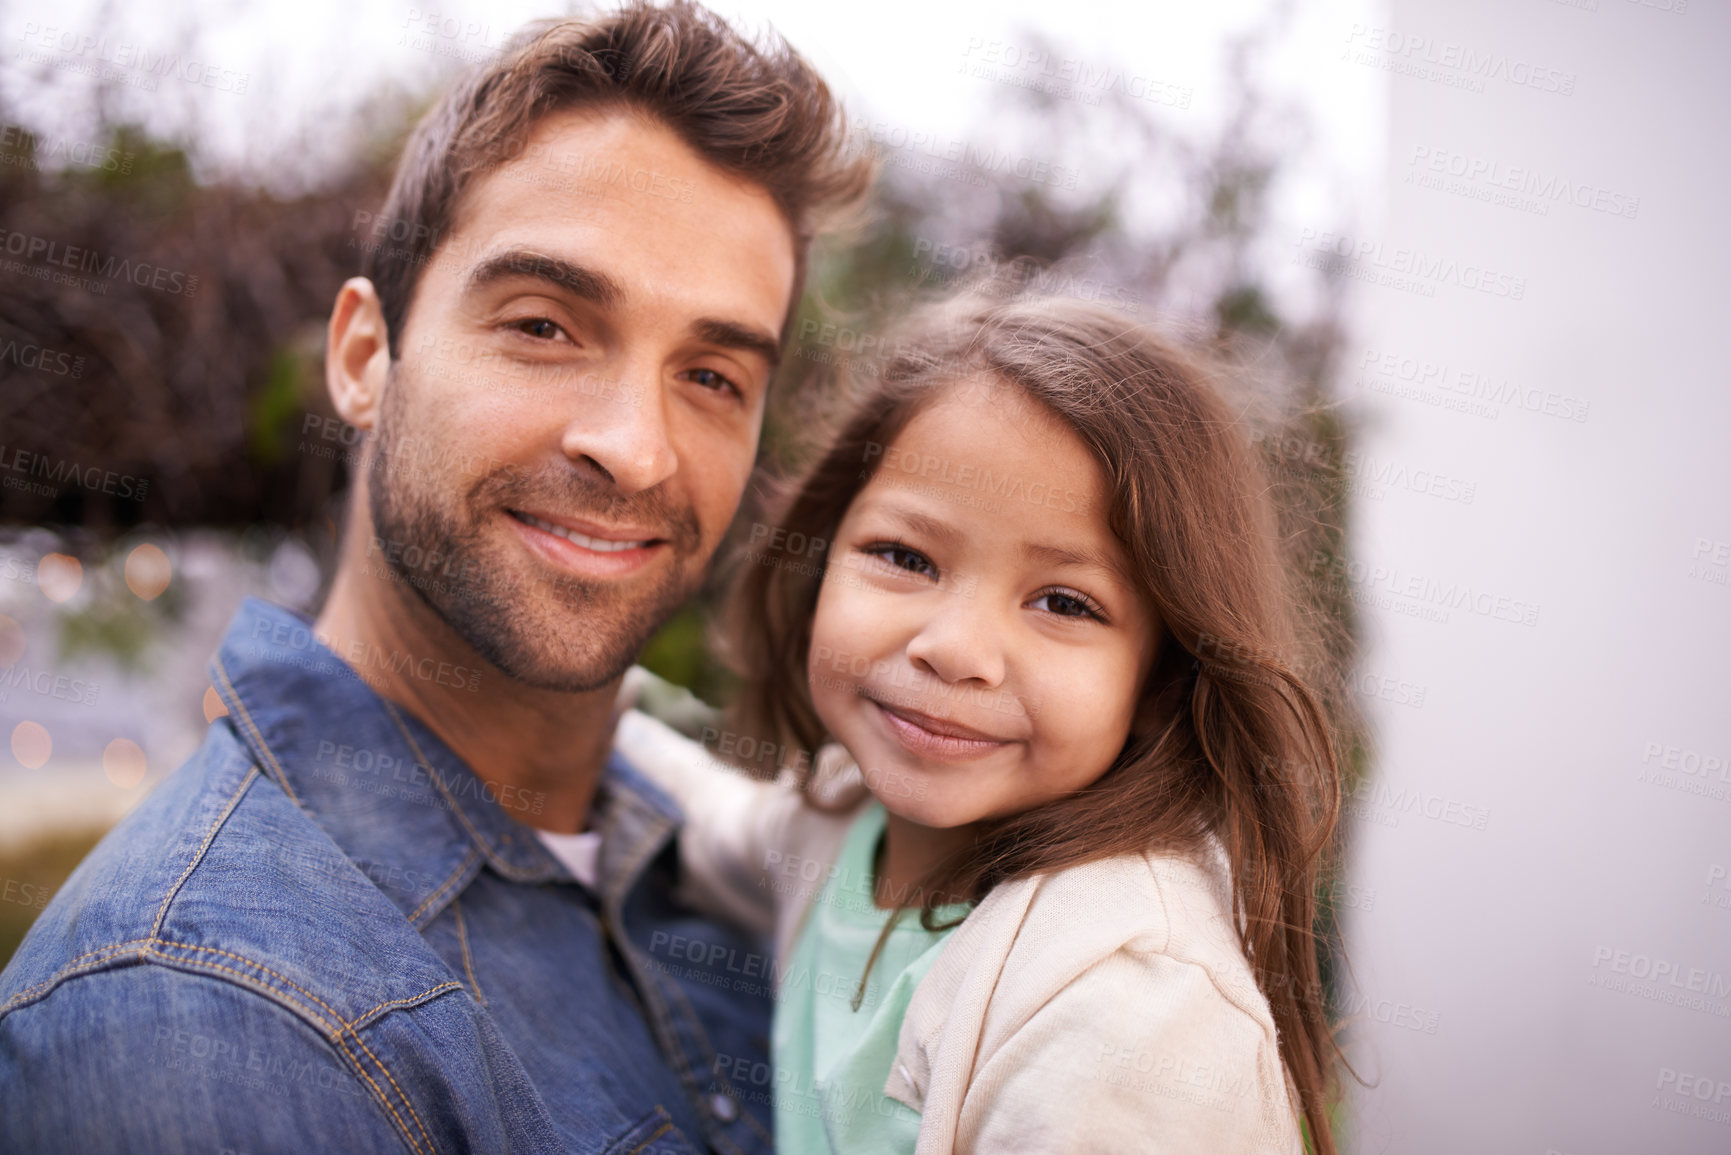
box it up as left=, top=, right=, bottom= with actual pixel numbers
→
left=722, top=290, right=1345, bottom=1152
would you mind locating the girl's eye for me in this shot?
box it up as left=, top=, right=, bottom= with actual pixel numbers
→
left=1030, top=589, right=1106, bottom=621
left=514, top=318, right=566, bottom=341
left=685, top=367, right=741, bottom=397
left=862, top=542, right=938, bottom=580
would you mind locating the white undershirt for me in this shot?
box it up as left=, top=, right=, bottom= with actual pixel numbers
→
left=535, top=828, right=603, bottom=890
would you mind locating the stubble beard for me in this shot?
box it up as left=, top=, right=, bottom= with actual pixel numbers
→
left=365, top=363, right=705, bottom=693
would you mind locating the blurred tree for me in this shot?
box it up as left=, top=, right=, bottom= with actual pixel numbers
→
left=0, top=102, right=381, bottom=534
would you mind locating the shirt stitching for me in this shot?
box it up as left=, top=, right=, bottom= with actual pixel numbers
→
left=406, top=845, right=482, bottom=926
left=626, top=1119, right=674, bottom=1155
left=153, top=700, right=443, bottom=1153
left=214, top=659, right=304, bottom=810
left=0, top=921, right=445, bottom=1155
left=210, top=664, right=477, bottom=1153
left=0, top=938, right=154, bottom=1013
left=451, top=896, right=485, bottom=1006
left=144, top=946, right=426, bottom=1155
left=607, top=822, right=691, bottom=1077
left=151, top=939, right=438, bottom=1154
left=151, top=765, right=260, bottom=938
left=144, top=941, right=338, bottom=1029
left=2, top=936, right=444, bottom=1155
left=350, top=983, right=467, bottom=1030
left=223, top=654, right=487, bottom=929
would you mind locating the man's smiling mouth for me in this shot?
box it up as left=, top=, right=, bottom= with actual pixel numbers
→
left=507, top=509, right=660, bottom=553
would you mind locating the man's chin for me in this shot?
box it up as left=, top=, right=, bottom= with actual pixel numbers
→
left=442, top=606, right=651, bottom=694
left=437, top=574, right=694, bottom=695
left=491, top=656, right=636, bottom=695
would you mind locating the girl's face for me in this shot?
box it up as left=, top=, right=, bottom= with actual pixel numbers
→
left=808, top=379, right=1161, bottom=830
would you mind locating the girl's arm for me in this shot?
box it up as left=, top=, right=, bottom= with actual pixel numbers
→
left=614, top=706, right=797, bottom=938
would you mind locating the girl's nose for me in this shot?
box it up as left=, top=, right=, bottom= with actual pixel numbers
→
left=904, top=599, right=1007, bottom=688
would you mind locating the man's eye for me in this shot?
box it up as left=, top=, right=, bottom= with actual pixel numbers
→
left=863, top=543, right=937, bottom=580
left=686, top=367, right=740, bottom=396
left=1030, top=590, right=1104, bottom=621
left=515, top=318, right=564, bottom=341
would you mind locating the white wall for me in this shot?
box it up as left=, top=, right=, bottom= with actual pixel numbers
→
left=1333, top=1, right=1731, bottom=1151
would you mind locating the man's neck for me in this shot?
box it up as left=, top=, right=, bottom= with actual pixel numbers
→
left=313, top=521, right=618, bottom=835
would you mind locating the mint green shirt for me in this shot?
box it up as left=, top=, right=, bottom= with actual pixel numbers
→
left=772, top=802, right=971, bottom=1155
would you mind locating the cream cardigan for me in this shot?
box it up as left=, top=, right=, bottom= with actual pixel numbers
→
left=614, top=709, right=1303, bottom=1154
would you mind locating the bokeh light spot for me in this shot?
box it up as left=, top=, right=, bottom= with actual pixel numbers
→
left=103, top=738, right=148, bottom=789
left=37, top=554, right=82, bottom=603
left=11, top=721, right=51, bottom=768
left=125, top=544, right=172, bottom=600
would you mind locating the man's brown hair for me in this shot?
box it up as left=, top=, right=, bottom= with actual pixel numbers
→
left=364, top=0, right=872, bottom=356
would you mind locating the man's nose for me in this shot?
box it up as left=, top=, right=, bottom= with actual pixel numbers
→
left=556, top=362, right=676, bottom=495
left=904, top=595, right=1007, bottom=688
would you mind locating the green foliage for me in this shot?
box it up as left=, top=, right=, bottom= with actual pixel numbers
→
left=56, top=599, right=157, bottom=671
left=637, top=603, right=736, bottom=709
left=248, top=348, right=310, bottom=466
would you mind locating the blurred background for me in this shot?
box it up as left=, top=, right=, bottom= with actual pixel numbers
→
left=0, top=0, right=1724, bottom=1151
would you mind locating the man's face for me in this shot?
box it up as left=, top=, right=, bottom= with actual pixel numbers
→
left=368, top=106, right=796, bottom=691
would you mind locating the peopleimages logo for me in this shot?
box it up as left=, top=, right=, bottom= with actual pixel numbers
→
left=13, top=22, right=249, bottom=94
left=1591, top=947, right=1731, bottom=999
left=0, top=123, right=134, bottom=173
left=0, top=665, right=100, bottom=707
left=1355, top=348, right=1591, bottom=423
left=0, top=444, right=148, bottom=501
left=1340, top=24, right=1577, bottom=96
left=1309, top=552, right=1541, bottom=628
left=1294, top=229, right=1526, bottom=300
left=1405, top=146, right=1641, bottom=220
left=0, top=228, right=198, bottom=296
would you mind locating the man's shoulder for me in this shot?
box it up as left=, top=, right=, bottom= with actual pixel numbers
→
left=0, top=718, right=461, bottom=1034
left=0, top=956, right=418, bottom=1154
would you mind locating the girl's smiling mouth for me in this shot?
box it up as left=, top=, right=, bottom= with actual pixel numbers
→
left=864, top=693, right=1017, bottom=762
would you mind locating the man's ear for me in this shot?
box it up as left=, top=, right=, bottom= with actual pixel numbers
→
left=326, top=278, right=393, bottom=431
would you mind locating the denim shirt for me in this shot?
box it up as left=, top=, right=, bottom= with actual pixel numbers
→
left=0, top=599, right=775, bottom=1154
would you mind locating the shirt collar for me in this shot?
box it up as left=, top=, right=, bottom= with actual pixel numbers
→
left=208, top=598, right=680, bottom=928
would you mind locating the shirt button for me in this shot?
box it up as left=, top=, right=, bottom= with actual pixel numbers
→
left=709, top=1092, right=738, bottom=1123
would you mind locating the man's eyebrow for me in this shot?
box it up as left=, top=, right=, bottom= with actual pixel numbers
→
left=692, top=317, right=781, bottom=369
left=463, top=249, right=625, bottom=308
